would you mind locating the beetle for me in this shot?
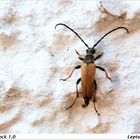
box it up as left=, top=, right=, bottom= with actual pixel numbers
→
left=55, top=23, right=129, bottom=115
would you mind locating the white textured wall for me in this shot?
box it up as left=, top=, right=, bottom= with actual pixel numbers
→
left=0, top=0, right=140, bottom=133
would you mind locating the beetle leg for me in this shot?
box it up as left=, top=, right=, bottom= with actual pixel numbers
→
left=75, top=50, right=81, bottom=56
left=94, top=52, right=103, bottom=61
left=75, top=50, right=84, bottom=61
left=96, top=66, right=112, bottom=82
left=60, top=65, right=81, bottom=81
left=79, top=57, right=84, bottom=61
left=93, top=80, right=97, bottom=102
left=66, top=78, right=81, bottom=110
left=93, top=80, right=100, bottom=116
left=93, top=100, right=100, bottom=116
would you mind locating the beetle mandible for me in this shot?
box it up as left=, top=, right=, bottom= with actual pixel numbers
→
left=55, top=23, right=129, bottom=115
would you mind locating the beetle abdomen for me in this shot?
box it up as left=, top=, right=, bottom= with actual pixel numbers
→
left=81, top=63, right=96, bottom=99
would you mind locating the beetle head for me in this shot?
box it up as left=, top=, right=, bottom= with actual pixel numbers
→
left=86, top=48, right=96, bottom=55
left=84, top=48, right=96, bottom=63
left=84, top=48, right=95, bottom=63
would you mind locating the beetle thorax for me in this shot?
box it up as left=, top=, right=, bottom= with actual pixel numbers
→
left=84, top=54, right=94, bottom=63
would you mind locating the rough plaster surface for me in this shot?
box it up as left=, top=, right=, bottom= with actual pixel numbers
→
left=0, top=0, right=140, bottom=133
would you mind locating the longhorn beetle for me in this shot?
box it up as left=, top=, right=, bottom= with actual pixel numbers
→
left=55, top=23, right=129, bottom=115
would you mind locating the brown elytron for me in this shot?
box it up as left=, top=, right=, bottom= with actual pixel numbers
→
left=81, top=63, right=96, bottom=102
left=55, top=23, right=129, bottom=116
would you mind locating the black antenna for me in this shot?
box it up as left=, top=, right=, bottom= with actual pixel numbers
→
left=93, top=27, right=129, bottom=48
left=55, top=23, right=90, bottom=49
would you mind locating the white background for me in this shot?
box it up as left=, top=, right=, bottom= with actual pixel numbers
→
left=0, top=0, right=140, bottom=133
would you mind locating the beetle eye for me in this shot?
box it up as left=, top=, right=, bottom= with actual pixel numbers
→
left=86, top=49, right=89, bottom=53
left=91, top=49, right=95, bottom=54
